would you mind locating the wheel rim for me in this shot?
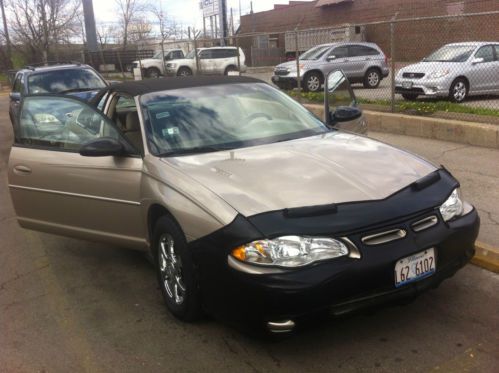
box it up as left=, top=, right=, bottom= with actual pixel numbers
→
left=179, top=70, right=190, bottom=77
left=453, top=82, right=466, bottom=101
left=150, top=70, right=159, bottom=78
left=158, top=234, right=186, bottom=305
left=307, top=76, right=320, bottom=91
left=368, top=72, right=379, bottom=87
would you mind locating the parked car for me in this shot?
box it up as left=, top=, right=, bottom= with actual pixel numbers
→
left=8, top=73, right=479, bottom=333
left=9, top=62, right=108, bottom=130
left=396, top=42, right=499, bottom=102
left=272, top=42, right=389, bottom=92
left=131, top=49, right=185, bottom=78
left=165, top=47, right=247, bottom=77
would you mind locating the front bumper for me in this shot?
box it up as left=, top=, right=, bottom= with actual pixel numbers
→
left=192, top=207, right=479, bottom=327
left=271, top=74, right=299, bottom=89
left=395, top=77, right=452, bottom=97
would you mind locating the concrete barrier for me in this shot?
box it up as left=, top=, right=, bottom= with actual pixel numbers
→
left=304, top=103, right=499, bottom=149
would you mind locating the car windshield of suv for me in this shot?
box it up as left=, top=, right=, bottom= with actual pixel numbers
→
left=27, top=68, right=106, bottom=94
left=300, top=45, right=331, bottom=60
left=424, top=45, right=476, bottom=62
left=141, top=83, right=328, bottom=156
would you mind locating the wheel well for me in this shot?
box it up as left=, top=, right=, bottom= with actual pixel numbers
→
left=453, top=76, right=469, bottom=89
left=365, top=66, right=381, bottom=76
left=148, top=204, right=174, bottom=248
left=304, top=70, right=324, bottom=82
left=178, top=66, right=192, bottom=73
left=225, top=64, right=237, bottom=71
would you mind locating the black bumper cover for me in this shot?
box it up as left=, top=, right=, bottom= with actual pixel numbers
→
left=189, top=169, right=480, bottom=326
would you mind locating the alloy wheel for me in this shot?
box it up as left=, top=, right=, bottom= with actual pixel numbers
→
left=453, top=81, right=467, bottom=102
left=307, top=75, right=321, bottom=92
left=158, top=234, right=186, bottom=305
left=367, top=71, right=379, bottom=87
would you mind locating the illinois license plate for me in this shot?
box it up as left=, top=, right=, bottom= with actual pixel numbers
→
left=394, top=248, right=436, bottom=287
left=402, top=81, right=413, bottom=89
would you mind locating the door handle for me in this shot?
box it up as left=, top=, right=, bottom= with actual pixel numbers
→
left=13, top=165, right=32, bottom=175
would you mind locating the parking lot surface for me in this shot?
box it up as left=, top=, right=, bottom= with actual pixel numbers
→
left=1, top=94, right=498, bottom=372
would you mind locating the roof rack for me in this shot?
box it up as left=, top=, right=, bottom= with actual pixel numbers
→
left=24, top=60, right=83, bottom=70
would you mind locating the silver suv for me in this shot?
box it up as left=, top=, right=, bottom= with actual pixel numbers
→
left=165, top=47, right=247, bottom=77
left=272, top=42, right=389, bottom=92
left=396, top=42, right=499, bottom=102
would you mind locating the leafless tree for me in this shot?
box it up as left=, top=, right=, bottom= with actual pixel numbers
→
left=115, top=0, right=147, bottom=49
left=7, top=0, right=81, bottom=62
left=128, top=17, right=152, bottom=44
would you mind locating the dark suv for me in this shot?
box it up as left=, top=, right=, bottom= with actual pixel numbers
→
left=9, top=63, right=108, bottom=129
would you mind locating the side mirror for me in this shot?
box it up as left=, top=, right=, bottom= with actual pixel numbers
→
left=330, top=106, right=363, bottom=124
left=324, top=70, right=359, bottom=127
left=471, top=57, right=484, bottom=65
left=80, top=137, right=124, bottom=157
left=9, top=92, right=21, bottom=102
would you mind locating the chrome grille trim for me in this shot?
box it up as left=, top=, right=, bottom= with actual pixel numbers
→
left=361, top=229, right=407, bottom=246
left=411, top=215, right=438, bottom=232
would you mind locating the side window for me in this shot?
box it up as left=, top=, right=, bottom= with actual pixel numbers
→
left=211, top=49, right=227, bottom=59
left=495, top=45, right=499, bottom=60
left=96, top=92, right=110, bottom=112
left=349, top=45, right=380, bottom=57
left=475, top=46, right=494, bottom=62
left=174, top=51, right=183, bottom=59
left=199, top=50, right=212, bottom=59
left=16, top=96, right=120, bottom=152
left=329, top=47, right=348, bottom=59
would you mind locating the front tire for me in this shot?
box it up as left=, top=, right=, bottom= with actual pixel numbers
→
left=363, top=68, right=381, bottom=88
left=177, top=67, right=193, bottom=77
left=449, top=78, right=468, bottom=103
left=224, top=66, right=238, bottom=76
left=402, top=93, right=419, bottom=101
left=146, top=67, right=161, bottom=79
left=153, top=216, right=202, bottom=321
left=303, top=72, right=323, bottom=92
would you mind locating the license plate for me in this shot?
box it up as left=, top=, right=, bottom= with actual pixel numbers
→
left=402, top=81, right=413, bottom=89
left=394, top=248, right=436, bottom=287
left=273, top=76, right=280, bottom=82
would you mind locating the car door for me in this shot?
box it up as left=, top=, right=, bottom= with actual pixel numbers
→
left=324, top=46, right=350, bottom=78
left=493, top=45, right=499, bottom=91
left=468, top=45, right=496, bottom=93
left=198, top=49, right=214, bottom=75
left=346, top=45, right=370, bottom=79
left=8, top=95, right=147, bottom=250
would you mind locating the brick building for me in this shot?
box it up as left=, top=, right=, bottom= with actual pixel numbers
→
left=238, top=0, right=499, bottom=65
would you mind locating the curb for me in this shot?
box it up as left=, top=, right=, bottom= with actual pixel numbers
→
left=303, top=103, right=499, bottom=149
left=472, top=242, right=499, bottom=273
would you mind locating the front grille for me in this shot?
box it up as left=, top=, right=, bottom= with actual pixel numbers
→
left=402, top=72, right=425, bottom=79
left=395, top=87, right=425, bottom=94
left=411, top=215, right=438, bottom=232
left=361, top=229, right=407, bottom=246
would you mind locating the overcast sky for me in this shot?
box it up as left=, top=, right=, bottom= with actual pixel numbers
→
left=93, top=0, right=314, bottom=28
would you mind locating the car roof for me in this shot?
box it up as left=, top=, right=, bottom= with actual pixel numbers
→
left=445, top=42, right=497, bottom=47
left=19, top=63, right=93, bottom=74
left=109, top=76, right=264, bottom=96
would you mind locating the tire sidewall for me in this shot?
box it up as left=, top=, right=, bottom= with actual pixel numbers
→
left=364, top=69, right=381, bottom=88
left=450, top=78, right=468, bottom=103
left=177, top=67, right=192, bottom=77
left=147, top=68, right=160, bottom=78
left=304, top=72, right=322, bottom=92
left=153, top=216, right=201, bottom=321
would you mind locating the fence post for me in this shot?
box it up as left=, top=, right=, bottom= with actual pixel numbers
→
left=194, top=37, right=200, bottom=75
left=390, top=21, right=396, bottom=113
left=295, top=29, right=301, bottom=100
left=116, top=50, right=126, bottom=80
left=235, top=36, right=241, bottom=75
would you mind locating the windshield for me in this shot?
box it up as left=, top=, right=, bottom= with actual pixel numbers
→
left=185, top=50, right=197, bottom=59
left=27, top=68, right=106, bottom=94
left=300, top=45, right=331, bottom=60
left=152, top=51, right=164, bottom=59
left=424, top=45, right=476, bottom=62
left=141, top=83, right=328, bottom=156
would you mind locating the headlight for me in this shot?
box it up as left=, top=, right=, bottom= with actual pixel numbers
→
left=231, top=236, right=349, bottom=268
left=427, top=69, right=450, bottom=79
left=439, top=188, right=464, bottom=222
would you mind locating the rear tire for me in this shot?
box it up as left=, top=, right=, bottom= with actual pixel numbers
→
left=449, top=78, right=468, bottom=103
left=153, top=216, right=202, bottom=322
left=402, top=93, right=419, bottom=101
left=363, top=68, right=381, bottom=88
left=224, top=66, right=239, bottom=76
left=177, top=67, right=193, bottom=77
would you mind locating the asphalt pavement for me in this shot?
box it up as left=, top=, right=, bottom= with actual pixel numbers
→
left=0, top=94, right=498, bottom=372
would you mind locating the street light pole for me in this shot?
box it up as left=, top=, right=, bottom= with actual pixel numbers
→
left=0, top=0, right=12, bottom=68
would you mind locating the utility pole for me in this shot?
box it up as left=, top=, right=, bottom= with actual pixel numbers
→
left=82, top=0, right=98, bottom=52
left=0, top=0, right=12, bottom=69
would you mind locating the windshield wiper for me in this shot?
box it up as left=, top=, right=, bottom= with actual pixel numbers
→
left=59, top=87, right=103, bottom=94
left=158, top=145, right=235, bottom=157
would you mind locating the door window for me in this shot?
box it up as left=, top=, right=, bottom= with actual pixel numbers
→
left=16, top=96, right=121, bottom=151
left=349, top=45, right=380, bottom=57
left=329, top=47, right=348, bottom=59
left=12, top=74, right=24, bottom=93
left=475, top=46, right=494, bottom=62
left=199, top=50, right=213, bottom=59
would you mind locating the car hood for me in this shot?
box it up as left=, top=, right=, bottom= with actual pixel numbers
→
left=399, top=61, right=459, bottom=73
left=275, top=60, right=316, bottom=71
left=160, top=132, right=437, bottom=217
left=133, top=58, right=160, bottom=65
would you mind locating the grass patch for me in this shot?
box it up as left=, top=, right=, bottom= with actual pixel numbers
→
left=286, top=90, right=499, bottom=118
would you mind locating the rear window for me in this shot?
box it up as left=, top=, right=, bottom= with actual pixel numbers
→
left=27, top=68, right=106, bottom=94
left=349, top=45, right=380, bottom=57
